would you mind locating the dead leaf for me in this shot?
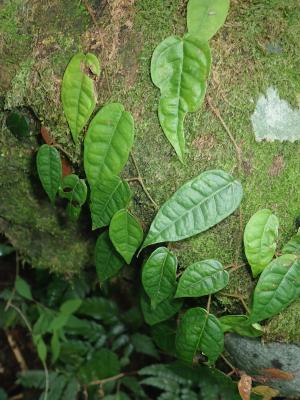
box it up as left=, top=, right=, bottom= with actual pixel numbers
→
left=238, top=373, right=252, bottom=400
left=260, top=368, right=295, bottom=381
left=40, top=126, right=55, bottom=145
left=252, top=385, right=279, bottom=400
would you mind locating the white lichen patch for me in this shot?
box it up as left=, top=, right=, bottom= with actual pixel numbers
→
left=251, top=87, right=300, bottom=142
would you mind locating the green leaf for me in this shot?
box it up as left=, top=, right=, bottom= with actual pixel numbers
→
left=59, top=174, right=87, bottom=220
left=78, top=297, right=118, bottom=322
left=282, top=230, right=300, bottom=256
left=142, top=247, right=177, bottom=309
left=219, top=315, right=263, bottom=337
left=151, top=321, right=177, bottom=355
left=175, top=259, right=228, bottom=298
left=60, top=298, right=82, bottom=315
left=109, top=209, right=143, bottom=264
left=49, top=314, right=70, bottom=331
left=6, top=112, right=30, bottom=138
left=78, top=349, right=120, bottom=384
left=61, top=52, right=100, bottom=143
left=249, top=254, right=300, bottom=323
left=244, top=209, right=279, bottom=277
left=95, top=231, right=124, bottom=282
left=35, top=336, right=47, bottom=363
left=84, top=103, right=134, bottom=187
left=36, top=144, right=62, bottom=203
left=17, top=370, right=57, bottom=389
left=50, top=330, right=61, bottom=363
left=141, top=291, right=183, bottom=326
left=187, top=0, right=230, bottom=41
left=0, top=244, right=14, bottom=257
left=0, top=388, right=7, bottom=400
left=62, top=378, right=80, bottom=400
left=103, top=394, right=130, bottom=400
left=151, top=34, right=211, bottom=162
left=142, top=170, right=242, bottom=250
left=90, top=175, right=132, bottom=230
left=15, top=276, right=33, bottom=300
left=175, top=307, right=224, bottom=364
left=131, top=333, right=160, bottom=359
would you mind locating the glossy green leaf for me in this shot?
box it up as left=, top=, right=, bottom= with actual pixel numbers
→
left=151, top=34, right=211, bottom=162
left=142, top=170, right=242, bottom=250
left=61, top=52, right=100, bottom=143
left=175, top=259, right=228, bottom=298
left=282, top=230, right=300, bottom=256
left=141, top=291, right=183, bottom=326
left=33, top=335, right=47, bottom=363
left=95, top=231, right=124, bottom=282
left=36, top=144, right=62, bottom=203
left=84, top=103, right=134, bottom=187
left=244, top=209, right=279, bottom=277
left=0, top=244, right=14, bottom=257
left=49, top=314, right=70, bottom=331
left=109, top=209, right=143, bottom=264
left=60, top=299, right=82, bottom=315
left=78, top=348, right=120, bottom=384
left=142, top=247, right=177, bottom=309
left=90, top=175, right=132, bottom=230
left=15, top=276, right=33, bottom=300
left=176, top=307, right=224, bottom=364
left=219, top=315, right=263, bottom=337
left=6, top=112, right=30, bottom=138
left=249, top=254, right=300, bottom=323
left=187, top=0, right=230, bottom=41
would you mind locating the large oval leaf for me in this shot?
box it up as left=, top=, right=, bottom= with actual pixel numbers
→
left=140, top=291, right=183, bottom=326
left=175, top=307, right=224, bottom=364
left=84, top=103, right=134, bottom=187
left=61, top=53, right=100, bottom=143
left=109, top=209, right=143, bottom=264
left=244, top=209, right=279, bottom=277
left=175, top=259, right=228, bottom=298
left=141, top=170, right=243, bottom=250
left=249, top=254, right=300, bottom=323
left=142, top=247, right=177, bottom=309
left=95, top=231, right=124, bottom=283
left=90, top=175, right=132, bottom=230
left=151, top=34, right=211, bottom=162
left=282, top=231, right=300, bottom=256
left=187, top=0, right=230, bottom=41
left=36, top=144, right=62, bottom=203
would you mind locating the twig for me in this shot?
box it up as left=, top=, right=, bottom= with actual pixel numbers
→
left=129, top=152, right=159, bottom=210
left=221, top=353, right=237, bottom=375
left=8, top=303, right=32, bottom=333
left=5, top=253, right=20, bottom=311
left=81, top=0, right=112, bottom=97
left=8, top=395, right=23, bottom=400
left=5, top=331, right=28, bottom=371
left=219, top=292, right=250, bottom=314
left=89, top=373, right=125, bottom=386
left=42, top=360, right=49, bottom=400
left=206, top=294, right=212, bottom=313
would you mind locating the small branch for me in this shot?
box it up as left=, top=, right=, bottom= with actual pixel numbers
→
left=129, top=152, right=159, bottom=210
left=5, top=331, right=28, bottom=371
left=206, top=294, right=212, bottom=313
left=221, top=353, right=237, bottom=375
left=42, top=360, right=49, bottom=400
left=89, top=373, right=125, bottom=386
left=219, top=292, right=250, bottom=314
left=8, top=303, right=32, bottom=333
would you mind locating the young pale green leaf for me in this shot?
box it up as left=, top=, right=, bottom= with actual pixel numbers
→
left=175, top=307, right=224, bottom=364
left=84, top=103, right=134, bottom=187
left=151, top=34, right=211, bottom=162
left=219, top=315, right=263, bottom=338
left=244, top=209, right=279, bottom=277
left=61, top=52, right=100, bottom=143
left=142, top=170, right=242, bottom=250
left=142, top=247, right=177, bottom=309
left=50, top=331, right=60, bottom=363
left=33, top=335, right=47, bottom=363
left=187, top=0, right=230, bottom=41
left=90, top=175, right=132, bottom=230
left=282, top=230, right=300, bottom=256
left=175, top=259, right=228, bottom=298
left=141, top=291, right=183, bottom=326
left=249, top=254, right=300, bottom=323
left=15, top=276, right=33, bottom=300
left=60, top=299, right=82, bottom=315
left=95, top=231, right=124, bottom=282
left=36, top=144, right=62, bottom=203
left=109, top=209, right=143, bottom=264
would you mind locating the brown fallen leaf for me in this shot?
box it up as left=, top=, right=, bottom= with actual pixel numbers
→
left=260, top=368, right=295, bottom=381
left=252, top=385, right=279, bottom=400
left=238, top=373, right=252, bottom=400
left=61, top=156, right=73, bottom=177
left=40, top=126, right=55, bottom=145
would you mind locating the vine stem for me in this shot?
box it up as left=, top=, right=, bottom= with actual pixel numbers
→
left=206, top=294, right=212, bottom=313
left=220, top=353, right=237, bottom=375
left=220, top=292, right=250, bottom=314
left=89, top=373, right=125, bottom=386
left=81, top=0, right=112, bottom=97
left=128, top=152, right=159, bottom=210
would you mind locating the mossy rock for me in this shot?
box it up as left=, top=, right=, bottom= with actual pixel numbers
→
left=1, top=0, right=300, bottom=340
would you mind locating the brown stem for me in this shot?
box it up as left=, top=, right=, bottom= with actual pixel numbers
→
left=221, top=353, right=237, bottom=374
left=206, top=294, right=212, bottom=313
left=5, top=331, right=28, bottom=371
